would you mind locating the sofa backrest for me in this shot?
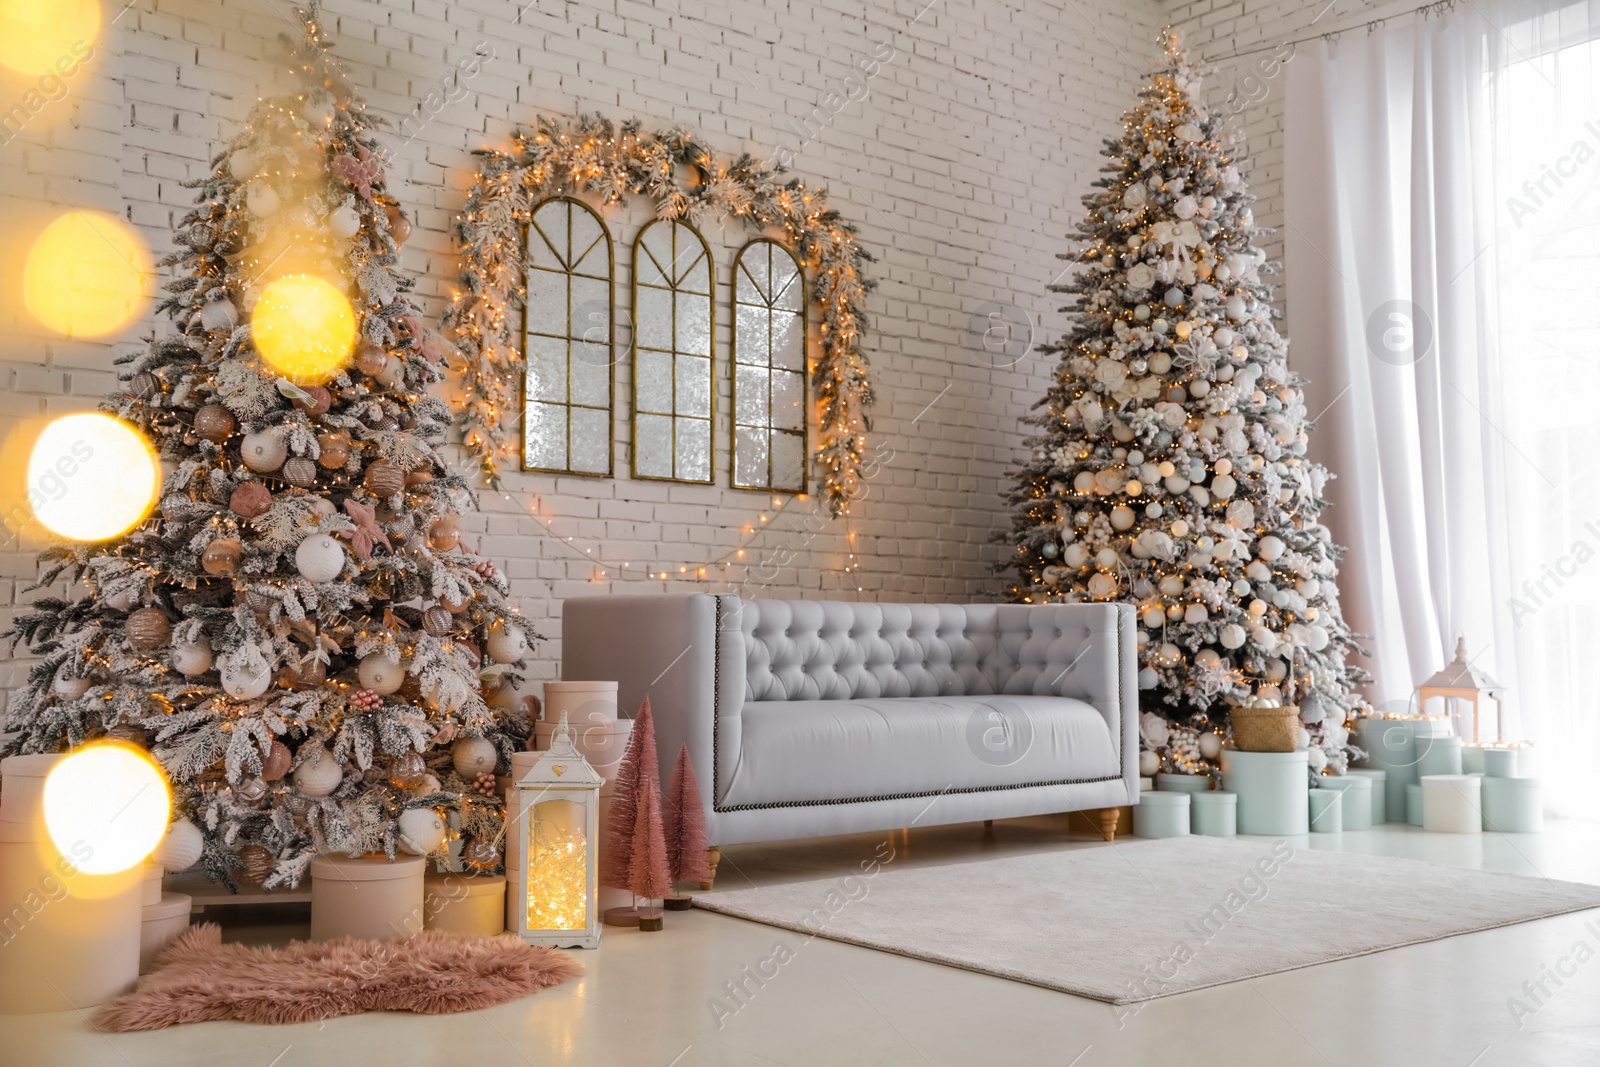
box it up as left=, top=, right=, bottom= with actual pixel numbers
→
left=732, top=599, right=1125, bottom=707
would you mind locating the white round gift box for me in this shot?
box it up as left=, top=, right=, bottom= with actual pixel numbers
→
left=1190, top=791, right=1237, bottom=837
left=1422, top=774, right=1483, bottom=834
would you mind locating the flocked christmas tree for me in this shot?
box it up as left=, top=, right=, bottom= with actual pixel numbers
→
left=2, top=8, right=534, bottom=888
left=1002, top=30, right=1369, bottom=778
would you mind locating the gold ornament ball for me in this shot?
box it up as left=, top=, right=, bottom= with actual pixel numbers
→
left=235, top=843, right=275, bottom=888
left=460, top=837, right=499, bottom=872
left=363, top=459, right=403, bottom=497
left=355, top=343, right=388, bottom=378
left=387, top=750, right=427, bottom=789
left=201, top=538, right=243, bottom=577
left=194, top=404, right=235, bottom=443
left=426, top=516, right=460, bottom=552
left=261, top=740, right=292, bottom=781
left=126, top=607, right=171, bottom=650
left=316, top=432, right=351, bottom=469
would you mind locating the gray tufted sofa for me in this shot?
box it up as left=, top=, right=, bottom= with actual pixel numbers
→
left=563, top=595, right=1138, bottom=875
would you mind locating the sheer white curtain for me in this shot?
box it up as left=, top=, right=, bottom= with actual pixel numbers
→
left=1283, top=2, right=1600, bottom=818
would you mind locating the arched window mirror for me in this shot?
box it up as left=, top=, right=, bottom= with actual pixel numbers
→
left=732, top=239, right=807, bottom=492
left=632, top=220, right=713, bottom=483
left=523, top=197, right=614, bottom=475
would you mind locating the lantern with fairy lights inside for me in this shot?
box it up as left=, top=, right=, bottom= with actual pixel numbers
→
left=1417, top=637, right=1505, bottom=743
left=510, top=711, right=603, bottom=949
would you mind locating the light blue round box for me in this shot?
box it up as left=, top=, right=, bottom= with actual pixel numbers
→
left=1352, top=718, right=1416, bottom=824
left=1308, top=788, right=1343, bottom=833
left=1482, top=776, right=1541, bottom=833
left=1346, top=768, right=1388, bottom=823
left=1134, top=791, right=1191, bottom=839
left=1405, top=783, right=1425, bottom=826
left=1416, top=735, right=1463, bottom=778
left=1220, top=750, right=1309, bottom=835
left=1190, top=791, right=1237, bottom=837
left=1155, top=772, right=1211, bottom=794
left=1315, top=776, right=1373, bottom=830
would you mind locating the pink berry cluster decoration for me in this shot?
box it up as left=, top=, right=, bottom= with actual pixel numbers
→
left=472, top=770, right=497, bottom=797
left=351, top=688, right=383, bottom=712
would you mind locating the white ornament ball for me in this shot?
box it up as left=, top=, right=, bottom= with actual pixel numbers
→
left=1139, top=750, right=1160, bottom=776
left=1233, top=579, right=1252, bottom=596
left=228, top=147, right=256, bottom=177
left=240, top=432, right=288, bottom=473
left=1248, top=599, right=1268, bottom=617
left=329, top=204, right=361, bottom=239
left=1266, top=659, right=1289, bottom=683
left=452, top=736, right=498, bottom=778
left=397, top=808, right=447, bottom=855
left=1246, top=561, right=1272, bottom=582
left=1183, top=604, right=1209, bottom=624
left=1306, top=625, right=1330, bottom=652
left=486, top=624, right=528, bottom=664
left=1198, top=732, right=1223, bottom=759
left=222, top=658, right=272, bottom=699
left=1194, top=648, right=1221, bottom=669
left=1157, top=642, right=1182, bottom=667
left=246, top=183, right=280, bottom=217
left=1251, top=626, right=1277, bottom=651
left=1170, top=520, right=1190, bottom=538
left=1087, top=572, right=1119, bottom=599
left=295, top=534, right=346, bottom=583
left=1307, top=746, right=1328, bottom=773
left=105, top=588, right=136, bottom=612
left=52, top=675, right=90, bottom=699
left=1211, top=474, right=1236, bottom=499
left=1219, top=623, right=1247, bottom=650
left=1257, top=535, right=1286, bottom=561
left=1137, top=668, right=1159, bottom=689
left=1063, top=543, right=1090, bottom=568
left=1073, top=471, right=1095, bottom=492
left=153, top=819, right=205, bottom=873
left=1272, top=590, right=1291, bottom=609
left=1142, top=607, right=1164, bottom=629
left=172, top=638, right=213, bottom=677
left=294, top=747, right=343, bottom=797
left=1296, top=727, right=1312, bottom=752
left=1095, top=548, right=1118, bottom=568
left=1110, top=505, right=1135, bottom=531
left=358, top=653, right=406, bottom=695
left=1158, top=576, right=1185, bottom=596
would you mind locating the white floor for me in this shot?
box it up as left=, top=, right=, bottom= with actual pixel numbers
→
left=5, top=817, right=1600, bottom=1066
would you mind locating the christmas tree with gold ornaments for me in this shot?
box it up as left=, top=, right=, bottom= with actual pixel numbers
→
left=3, top=7, right=533, bottom=889
left=1001, top=30, right=1369, bottom=778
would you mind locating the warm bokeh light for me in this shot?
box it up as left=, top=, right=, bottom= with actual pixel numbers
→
left=44, top=743, right=172, bottom=875
left=23, top=210, right=152, bottom=337
left=27, top=413, right=160, bottom=541
left=0, top=0, right=99, bottom=77
left=252, top=274, right=357, bottom=384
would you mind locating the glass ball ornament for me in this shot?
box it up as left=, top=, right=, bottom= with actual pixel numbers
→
left=363, top=459, right=404, bottom=497
left=235, top=776, right=268, bottom=803
left=1040, top=542, right=1059, bottom=559
left=261, top=740, right=292, bottom=781
left=460, top=837, right=499, bottom=872
left=1198, top=732, right=1223, bottom=759
left=221, top=657, right=272, bottom=699
left=282, top=456, right=317, bottom=487
left=171, top=637, right=213, bottom=677
left=194, top=404, right=235, bottom=443
left=293, top=747, right=343, bottom=797
left=426, top=516, right=460, bottom=552
left=398, top=808, right=446, bottom=855
left=201, top=538, right=242, bottom=577
left=486, top=623, right=527, bottom=664
left=126, top=607, right=171, bottom=650
left=452, top=735, right=498, bottom=778
left=387, top=750, right=427, bottom=789
left=316, top=432, right=351, bottom=469
left=1145, top=502, right=1163, bottom=518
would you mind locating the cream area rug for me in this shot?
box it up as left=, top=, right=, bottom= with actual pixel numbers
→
left=694, top=837, right=1600, bottom=1003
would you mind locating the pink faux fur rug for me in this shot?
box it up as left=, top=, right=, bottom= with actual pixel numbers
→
left=92, top=924, right=583, bottom=1030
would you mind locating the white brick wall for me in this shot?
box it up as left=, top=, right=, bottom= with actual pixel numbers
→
left=0, top=0, right=1172, bottom=694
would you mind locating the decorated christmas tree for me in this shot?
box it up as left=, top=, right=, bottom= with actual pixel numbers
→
left=2, top=8, right=533, bottom=888
left=1001, top=30, right=1369, bottom=777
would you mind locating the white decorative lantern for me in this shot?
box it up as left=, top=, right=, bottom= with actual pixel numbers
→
left=1417, top=636, right=1505, bottom=742
left=510, top=712, right=602, bottom=949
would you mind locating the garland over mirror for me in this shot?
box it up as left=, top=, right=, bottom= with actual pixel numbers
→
left=444, top=115, right=876, bottom=517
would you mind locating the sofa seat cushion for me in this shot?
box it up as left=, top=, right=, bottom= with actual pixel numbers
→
left=721, top=695, right=1119, bottom=809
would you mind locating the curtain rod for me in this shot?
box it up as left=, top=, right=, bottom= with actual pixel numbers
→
left=1193, top=0, right=1458, bottom=65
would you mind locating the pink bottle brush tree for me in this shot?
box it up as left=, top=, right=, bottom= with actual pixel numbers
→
left=600, top=697, right=670, bottom=930
left=661, top=743, right=711, bottom=907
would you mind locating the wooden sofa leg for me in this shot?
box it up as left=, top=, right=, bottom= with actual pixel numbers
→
left=1090, top=807, right=1119, bottom=842
left=698, top=846, right=721, bottom=891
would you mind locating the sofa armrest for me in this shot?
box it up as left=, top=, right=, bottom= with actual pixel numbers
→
left=996, top=602, right=1139, bottom=799
left=561, top=593, right=743, bottom=809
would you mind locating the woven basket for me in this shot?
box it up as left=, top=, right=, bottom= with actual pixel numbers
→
left=1230, top=705, right=1301, bottom=753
